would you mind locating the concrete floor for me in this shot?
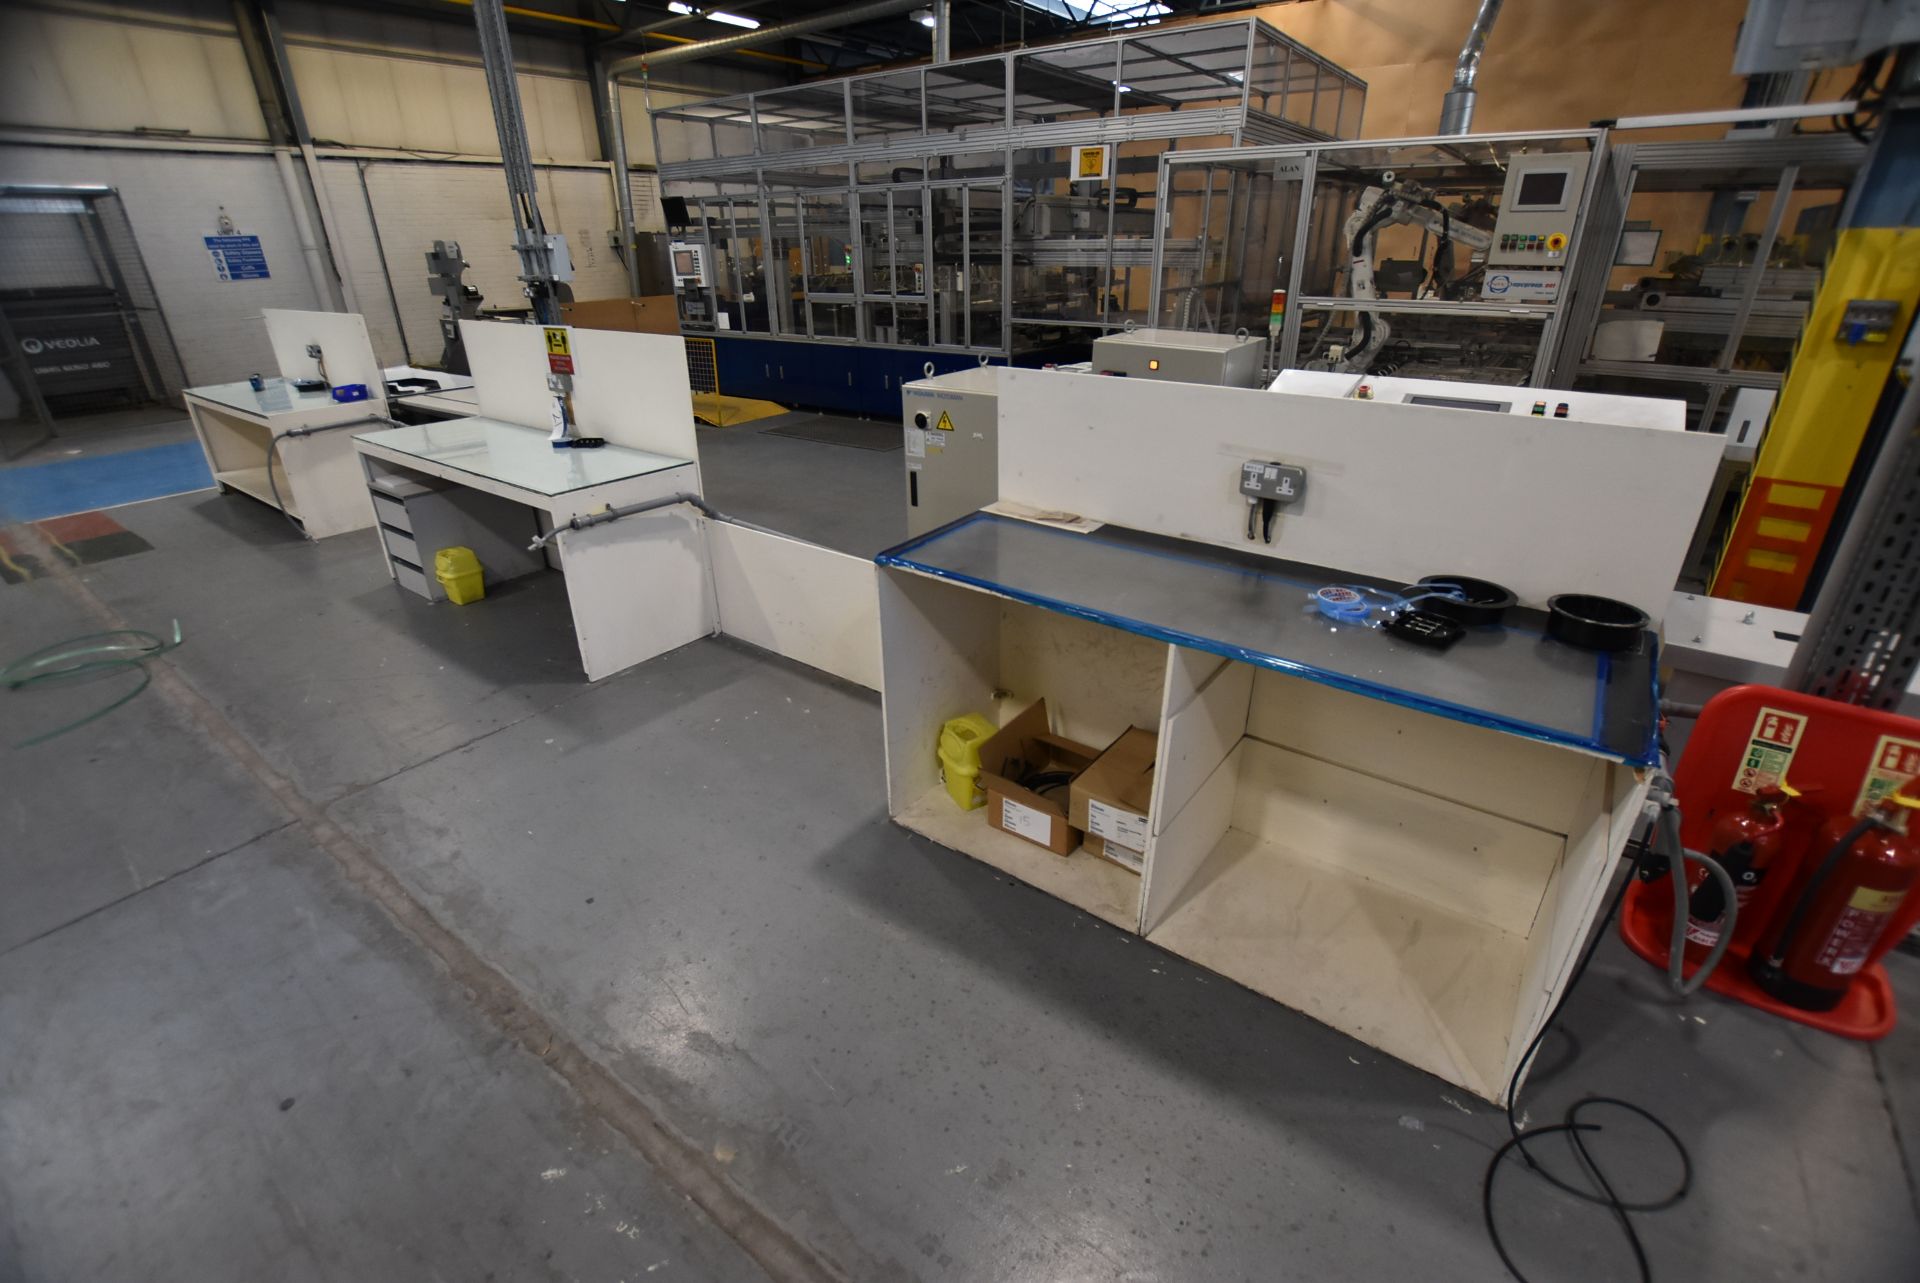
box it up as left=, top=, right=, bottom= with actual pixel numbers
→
left=2, top=415, right=1917, bottom=1282
left=0, top=404, right=196, bottom=469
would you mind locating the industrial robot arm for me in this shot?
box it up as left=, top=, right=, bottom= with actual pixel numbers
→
left=1313, top=175, right=1492, bottom=374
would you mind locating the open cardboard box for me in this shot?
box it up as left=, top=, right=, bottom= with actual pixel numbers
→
left=1071, top=726, right=1156, bottom=874
left=559, top=296, right=682, bottom=336
left=978, top=699, right=1100, bottom=856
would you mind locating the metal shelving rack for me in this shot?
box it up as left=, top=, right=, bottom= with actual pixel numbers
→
left=650, top=17, right=1365, bottom=371
left=1550, top=134, right=1867, bottom=431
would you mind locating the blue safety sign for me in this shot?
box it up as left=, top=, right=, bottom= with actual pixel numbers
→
left=205, top=234, right=270, bottom=281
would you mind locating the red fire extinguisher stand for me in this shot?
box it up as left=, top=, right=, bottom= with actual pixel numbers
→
left=1619, top=684, right=1920, bottom=1038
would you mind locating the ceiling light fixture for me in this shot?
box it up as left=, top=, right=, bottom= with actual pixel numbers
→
left=667, top=2, right=761, bottom=28
left=912, top=7, right=937, bottom=26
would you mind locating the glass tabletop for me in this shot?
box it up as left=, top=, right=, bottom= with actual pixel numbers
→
left=877, top=513, right=1659, bottom=764
left=187, top=379, right=347, bottom=416
left=354, top=417, right=692, bottom=496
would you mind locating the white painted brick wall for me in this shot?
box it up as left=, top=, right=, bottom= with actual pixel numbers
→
left=319, top=160, right=646, bottom=364
left=0, top=145, right=326, bottom=387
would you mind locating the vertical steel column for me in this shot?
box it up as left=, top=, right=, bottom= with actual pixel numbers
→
left=231, top=0, right=348, bottom=311
left=1786, top=377, right=1920, bottom=706
left=598, top=59, right=642, bottom=297
left=1280, top=153, right=1317, bottom=367
left=472, top=0, right=561, bottom=324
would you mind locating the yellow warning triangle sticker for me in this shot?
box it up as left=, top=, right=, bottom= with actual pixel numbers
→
left=935, top=410, right=955, bottom=431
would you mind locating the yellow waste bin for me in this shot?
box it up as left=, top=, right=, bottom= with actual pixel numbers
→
left=434, top=546, right=485, bottom=605
left=938, top=712, right=996, bottom=810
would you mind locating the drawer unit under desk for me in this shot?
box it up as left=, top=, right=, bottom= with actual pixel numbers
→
left=367, top=472, right=546, bottom=600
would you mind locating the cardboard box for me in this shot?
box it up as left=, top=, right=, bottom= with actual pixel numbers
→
left=1070, top=726, right=1156, bottom=875
left=977, top=699, right=1100, bottom=856
left=559, top=296, right=682, bottom=336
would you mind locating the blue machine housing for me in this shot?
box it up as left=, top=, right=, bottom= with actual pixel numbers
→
left=703, top=334, right=1009, bottom=419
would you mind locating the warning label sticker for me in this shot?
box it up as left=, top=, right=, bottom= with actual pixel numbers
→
left=543, top=326, right=574, bottom=375
left=1733, top=706, right=1807, bottom=794
left=935, top=410, right=955, bottom=431
left=1852, top=733, right=1920, bottom=817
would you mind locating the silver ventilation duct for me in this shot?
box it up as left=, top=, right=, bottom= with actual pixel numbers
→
left=1438, top=0, right=1504, bottom=135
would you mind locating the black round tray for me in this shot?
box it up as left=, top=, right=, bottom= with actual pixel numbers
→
left=1547, top=593, right=1649, bottom=651
left=1416, top=575, right=1516, bottom=626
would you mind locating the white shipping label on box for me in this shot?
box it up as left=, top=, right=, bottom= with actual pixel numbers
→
left=1086, top=799, right=1148, bottom=853
left=1000, top=796, right=1055, bottom=845
left=1101, top=841, right=1145, bottom=873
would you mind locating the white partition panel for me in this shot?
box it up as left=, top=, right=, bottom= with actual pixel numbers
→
left=995, top=370, right=1721, bottom=621
left=262, top=309, right=387, bottom=409
left=710, top=524, right=881, bottom=691
left=461, top=321, right=696, bottom=459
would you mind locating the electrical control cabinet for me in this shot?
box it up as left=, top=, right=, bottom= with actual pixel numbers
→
left=1488, top=152, right=1591, bottom=268
left=1090, top=328, right=1266, bottom=387
left=903, top=367, right=1001, bottom=537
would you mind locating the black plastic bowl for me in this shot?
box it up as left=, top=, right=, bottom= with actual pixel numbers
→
left=1547, top=593, right=1649, bottom=651
left=1417, top=575, right=1517, bottom=626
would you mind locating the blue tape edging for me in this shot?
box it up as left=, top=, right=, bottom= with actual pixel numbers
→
left=878, top=512, right=1658, bottom=766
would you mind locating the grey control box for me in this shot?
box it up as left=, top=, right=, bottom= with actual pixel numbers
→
left=1240, top=459, right=1306, bottom=503
left=1091, top=328, right=1267, bottom=388
left=902, top=366, right=1002, bottom=537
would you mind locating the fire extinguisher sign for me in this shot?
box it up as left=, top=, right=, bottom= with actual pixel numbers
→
left=1733, top=707, right=1807, bottom=794
left=1852, top=734, right=1920, bottom=817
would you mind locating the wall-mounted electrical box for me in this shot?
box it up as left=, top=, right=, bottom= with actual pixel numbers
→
left=903, top=367, right=1002, bottom=537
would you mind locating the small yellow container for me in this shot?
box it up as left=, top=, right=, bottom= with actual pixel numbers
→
left=938, top=712, right=996, bottom=810
left=434, top=546, right=485, bottom=605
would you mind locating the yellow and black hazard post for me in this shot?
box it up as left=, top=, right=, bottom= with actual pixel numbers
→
left=1711, top=129, right=1920, bottom=610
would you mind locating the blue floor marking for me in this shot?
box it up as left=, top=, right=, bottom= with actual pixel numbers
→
left=0, top=442, right=214, bottom=525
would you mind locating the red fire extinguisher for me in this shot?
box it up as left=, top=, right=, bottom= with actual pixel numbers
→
left=1750, top=789, right=1920, bottom=1012
left=1682, top=782, right=1799, bottom=960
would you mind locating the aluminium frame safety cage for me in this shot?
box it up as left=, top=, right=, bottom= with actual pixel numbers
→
left=1552, top=133, right=1868, bottom=432
left=649, top=16, right=1366, bottom=361
left=1551, top=134, right=1867, bottom=589
left=1147, top=130, right=1609, bottom=389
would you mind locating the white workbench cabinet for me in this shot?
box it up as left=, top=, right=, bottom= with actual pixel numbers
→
left=184, top=382, right=382, bottom=538
left=876, top=515, right=1652, bottom=1103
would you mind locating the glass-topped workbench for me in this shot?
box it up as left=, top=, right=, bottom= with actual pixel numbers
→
left=182, top=377, right=390, bottom=540
left=879, top=511, right=1658, bottom=766
left=351, top=415, right=705, bottom=684
left=875, top=511, right=1652, bottom=1105
left=354, top=418, right=690, bottom=498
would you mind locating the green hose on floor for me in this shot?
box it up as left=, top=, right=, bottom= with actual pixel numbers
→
left=1, top=622, right=183, bottom=748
